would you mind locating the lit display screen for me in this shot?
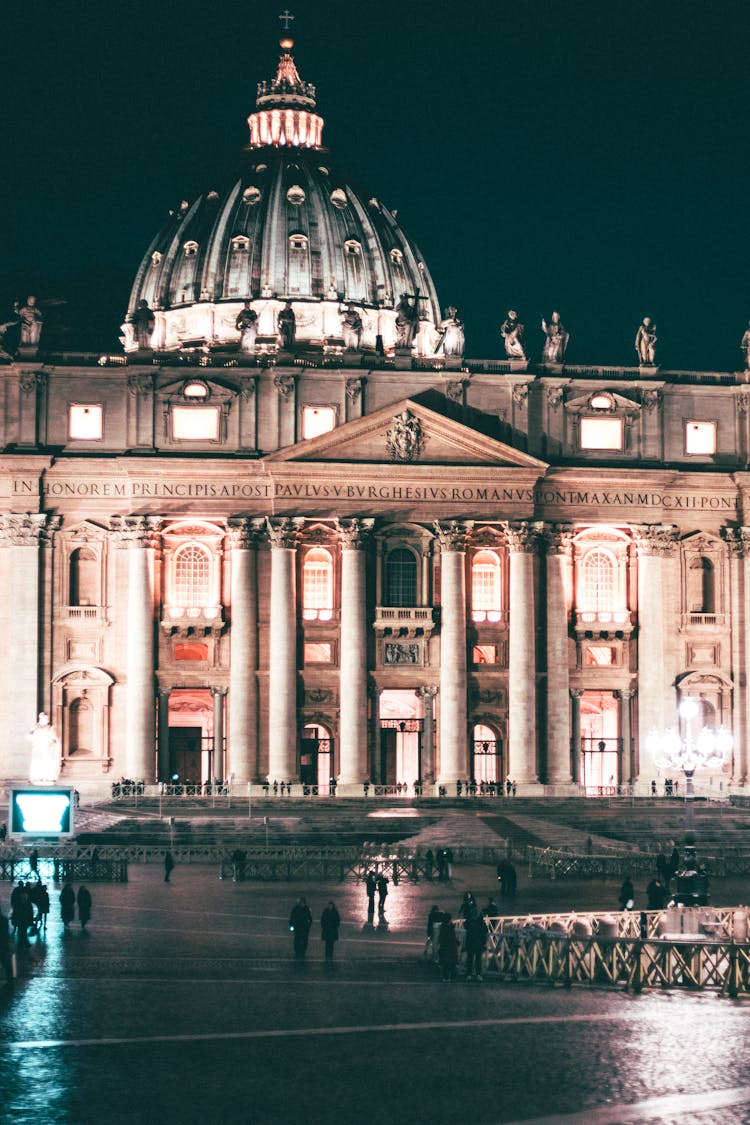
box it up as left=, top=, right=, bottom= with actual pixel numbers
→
left=9, top=787, right=75, bottom=838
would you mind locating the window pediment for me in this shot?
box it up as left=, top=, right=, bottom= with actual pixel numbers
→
left=564, top=390, right=641, bottom=417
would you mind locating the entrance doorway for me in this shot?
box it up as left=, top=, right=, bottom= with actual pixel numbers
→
left=472, top=723, right=501, bottom=783
left=300, top=724, right=332, bottom=790
left=167, top=688, right=215, bottom=787
left=169, top=726, right=202, bottom=787
left=580, top=691, right=621, bottom=795
left=378, top=690, right=423, bottom=786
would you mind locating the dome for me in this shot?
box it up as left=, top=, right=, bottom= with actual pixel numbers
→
left=123, top=37, right=441, bottom=357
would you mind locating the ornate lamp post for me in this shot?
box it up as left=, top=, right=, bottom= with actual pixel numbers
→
left=646, top=698, right=733, bottom=906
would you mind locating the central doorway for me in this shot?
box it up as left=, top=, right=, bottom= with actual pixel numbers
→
left=580, top=690, right=621, bottom=794
left=300, top=723, right=332, bottom=790
left=167, top=688, right=215, bottom=787
left=378, top=689, right=423, bottom=786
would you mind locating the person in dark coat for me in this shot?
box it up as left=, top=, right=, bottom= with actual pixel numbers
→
left=289, top=896, right=313, bottom=960
left=11, top=885, right=33, bottom=948
left=365, top=870, right=377, bottom=917
left=320, top=901, right=341, bottom=962
left=36, top=884, right=50, bottom=933
left=424, top=904, right=443, bottom=958
left=618, top=877, right=635, bottom=911
left=77, top=886, right=92, bottom=930
left=646, top=877, right=667, bottom=910
left=459, top=891, right=477, bottom=919
left=60, top=884, right=75, bottom=930
left=376, top=873, right=389, bottom=912
left=464, top=911, right=488, bottom=981
left=164, top=851, right=175, bottom=883
left=0, top=908, right=13, bottom=982
left=437, top=912, right=459, bottom=981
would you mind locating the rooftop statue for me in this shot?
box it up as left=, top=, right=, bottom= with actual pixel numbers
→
left=741, top=321, right=750, bottom=370
left=236, top=302, right=259, bottom=353
left=435, top=306, right=465, bottom=358
left=394, top=293, right=418, bottom=347
left=541, top=311, right=569, bottom=363
left=340, top=304, right=363, bottom=350
left=28, top=711, right=61, bottom=785
left=635, top=316, right=657, bottom=365
left=132, top=299, right=155, bottom=349
left=501, top=310, right=526, bottom=360
left=278, top=302, right=296, bottom=348
left=19, top=296, right=43, bottom=347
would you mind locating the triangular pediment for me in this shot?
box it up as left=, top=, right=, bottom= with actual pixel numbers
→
left=264, top=398, right=548, bottom=469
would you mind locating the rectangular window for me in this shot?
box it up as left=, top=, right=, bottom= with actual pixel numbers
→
left=685, top=421, right=716, bottom=455
left=585, top=646, right=615, bottom=666
left=171, top=406, right=219, bottom=441
left=580, top=417, right=623, bottom=451
left=302, top=405, right=336, bottom=439
left=69, top=404, right=103, bottom=441
left=304, top=642, right=333, bottom=663
left=175, top=642, right=209, bottom=662
left=473, top=644, right=498, bottom=665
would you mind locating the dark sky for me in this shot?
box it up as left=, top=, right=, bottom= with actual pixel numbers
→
left=3, top=0, right=750, bottom=369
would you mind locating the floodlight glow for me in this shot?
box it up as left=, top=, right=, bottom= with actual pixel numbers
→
left=9, top=787, right=75, bottom=838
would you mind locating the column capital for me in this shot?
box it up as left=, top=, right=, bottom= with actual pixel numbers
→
left=433, top=519, right=474, bottom=551
left=542, top=522, right=575, bottom=556
left=0, top=512, right=60, bottom=546
left=569, top=688, right=585, bottom=700
left=502, top=520, right=542, bottom=553
left=336, top=517, right=374, bottom=549
left=110, top=515, right=163, bottom=547
left=723, top=527, right=750, bottom=558
left=631, top=524, right=679, bottom=557
left=416, top=684, right=439, bottom=699
left=212, top=686, right=228, bottom=699
left=265, top=516, right=304, bottom=549
left=226, top=517, right=264, bottom=550
left=617, top=686, right=636, bottom=701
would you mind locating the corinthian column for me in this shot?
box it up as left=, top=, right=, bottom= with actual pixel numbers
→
left=266, top=517, right=304, bottom=781
left=0, top=514, right=60, bottom=778
left=633, top=525, right=678, bottom=780
left=111, top=516, right=162, bottom=782
left=434, top=521, right=472, bottom=783
left=545, top=525, right=573, bottom=784
left=504, top=521, right=539, bottom=785
left=227, top=519, right=261, bottom=784
left=336, top=518, right=373, bottom=785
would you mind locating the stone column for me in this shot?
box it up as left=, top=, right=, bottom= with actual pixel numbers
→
left=336, top=518, right=374, bottom=785
left=212, top=687, right=227, bottom=783
left=266, top=518, right=304, bottom=781
left=434, top=521, right=472, bottom=784
left=725, top=528, right=750, bottom=786
left=417, top=684, right=438, bottom=783
left=227, top=519, right=261, bottom=785
left=618, top=686, right=635, bottom=783
left=545, top=525, right=573, bottom=784
left=504, top=521, right=540, bottom=784
left=0, top=514, right=60, bottom=778
left=157, top=688, right=170, bottom=782
left=111, top=516, right=162, bottom=782
left=633, top=525, right=678, bottom=781
left=570, top=688, right=584, bottom=785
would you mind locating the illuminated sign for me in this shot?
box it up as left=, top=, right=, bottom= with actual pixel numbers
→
left=9, top=787, right=75, bottom=838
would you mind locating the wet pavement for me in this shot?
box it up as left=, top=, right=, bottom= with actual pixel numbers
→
left=2, top=860, right=750, bottom=1125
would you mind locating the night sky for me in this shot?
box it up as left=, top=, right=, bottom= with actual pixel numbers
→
left=4, top=0, right=750, bottom=370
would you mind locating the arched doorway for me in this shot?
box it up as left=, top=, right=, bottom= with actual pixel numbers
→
left=167, top=689, right=215, bottom=789
left=472, top=722, right=502, bottom=783
left=378, top=690, right=423, bottom=786
left=580, top=691, right=621, bottom=794
left=300, top=723, right=332, bottom=790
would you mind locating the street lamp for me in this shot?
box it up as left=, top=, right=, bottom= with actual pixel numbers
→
left=645, top=698, right=733, bottom=905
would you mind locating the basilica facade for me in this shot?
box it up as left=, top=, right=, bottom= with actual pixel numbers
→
left=1, top=36, right=749, bottom=798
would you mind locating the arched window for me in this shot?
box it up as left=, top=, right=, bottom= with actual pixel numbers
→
left=343, top=239, right=365, bottom=299
left=579, top=549, right=616, bottom=612
left=471, top=550, right=501, bottom=622
left=69, top=547, right=98, bottom=606
left=472, top=723, right=500, bottom=784
left=174, top=543, right=211, bottom=609
left=303, top=547, right=333, bottom=620
left=688, top=557, right=715, bottom=614
left=385, top=547, right=418, bottom=607
left=288, top=232, right=311, bottom=295
left=68, top=697, right=94, bottom=755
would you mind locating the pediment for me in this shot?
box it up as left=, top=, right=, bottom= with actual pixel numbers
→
left=61, top=519, right=108, bottom=541
left=565, top=390, right=641, bottom=415
left=264, top=398, right=548, bottom=469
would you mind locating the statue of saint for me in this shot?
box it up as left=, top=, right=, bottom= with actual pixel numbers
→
left=326, top=281, right=338, bottom=300
left=501, top=310, right=526, bottom=359
left=19, top=296, right=43, bottom=347
left=394, top=294, right=418, bottom=346
left=132, top=299, right=155, bottom=349
left=277, top=302, right=296, bottom=348
left=28, top=711, right=61, bottom=785
left=741, top=321, right=750, bottom=369
left=235, top=302, right=258, bottom=353
left=541, top=311, right=569, bottom=363
left=435, top=306, right=465, bottom=357
left=635, top=316, right=657, bottom=365
left=340, top=304, right=363, bottom=350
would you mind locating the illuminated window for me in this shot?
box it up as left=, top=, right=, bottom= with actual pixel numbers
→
left=304, top=642, right=333, bottom=663
left=580, top=549, right=616, bottom=611
left=473, top=644, right=498, bottom=665
left=69, top=404, right=103, bottom=440
left=586, top=646, right=615, bottom=666
left=580, top=417, right=623, bottom=450
left=302, top=406, right=336, bottom=439
left=175, top=642, right=209, bottom=661
left=231, top=236, right=250, bottom=253
left=685, top=421, right=716, bottom=455
left=171, top=406, right=219, bottom=441
left=385, top=548, right=418, bottom=607
left=471, top=550, right=501, bottom=622
left=183, top=381, right=209, bottom=399
left=330, top=189, right=347, bottom=209
left=243, top=186, right=261, bottom=205
left=174, top=544, right=211, bottom=608
left=183, top=241, right=199, bottom=258
left=303, top=547, right=333, bottom=620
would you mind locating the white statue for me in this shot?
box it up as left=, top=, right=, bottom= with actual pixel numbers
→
left=235, top=302, right=258, bottom=353
left=501, top=310, right=526, bottom=359
left=635, top=317, right=657, bottom=365
left=541, top=311, right=569, bottom=363
left=28, top=711, right=61, bottom=784
left=741, top=321, right=750, bottom=370
left=19, top=296, right=43, bottom=347
left=435, top=306, right=465, bottom=357
left=340, top=304, right=363, bottom=350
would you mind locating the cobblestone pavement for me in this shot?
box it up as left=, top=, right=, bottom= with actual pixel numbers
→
left=2, top=861, right=750, bottom=1125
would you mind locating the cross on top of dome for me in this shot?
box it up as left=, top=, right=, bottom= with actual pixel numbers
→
left=250, top=17, right=322, bottom=147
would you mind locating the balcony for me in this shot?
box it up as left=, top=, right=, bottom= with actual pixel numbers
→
left=373, top=606, right=436, bottom=638
left=161, top=605, right=224, bottom=638
left=574, top=610, right=633, bottom=638
left=681, top=612, right=725, bottom=629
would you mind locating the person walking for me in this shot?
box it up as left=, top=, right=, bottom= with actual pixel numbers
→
left=437, top=912, right=459, bottom=982
left=164, top=851, right=175, bottom=883
left=77, top=886, right=92, bottom=930
left=376, top=872, right=389, bottom=913
left=60, top=883, right=75, bottom=930
left=289, top=896, right=313, bottom=960
left=464, top=911, right=488, bottom=981
left=11, top=885, right=33, bottom=949
left=320, top=901, right=341, bottom=963
left=365, top=870, right=377, bottom=917
left=424, top=904, right=443, bottom=959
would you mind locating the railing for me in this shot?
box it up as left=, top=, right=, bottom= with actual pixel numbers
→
left=527, top=845, right=750, bottom=880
